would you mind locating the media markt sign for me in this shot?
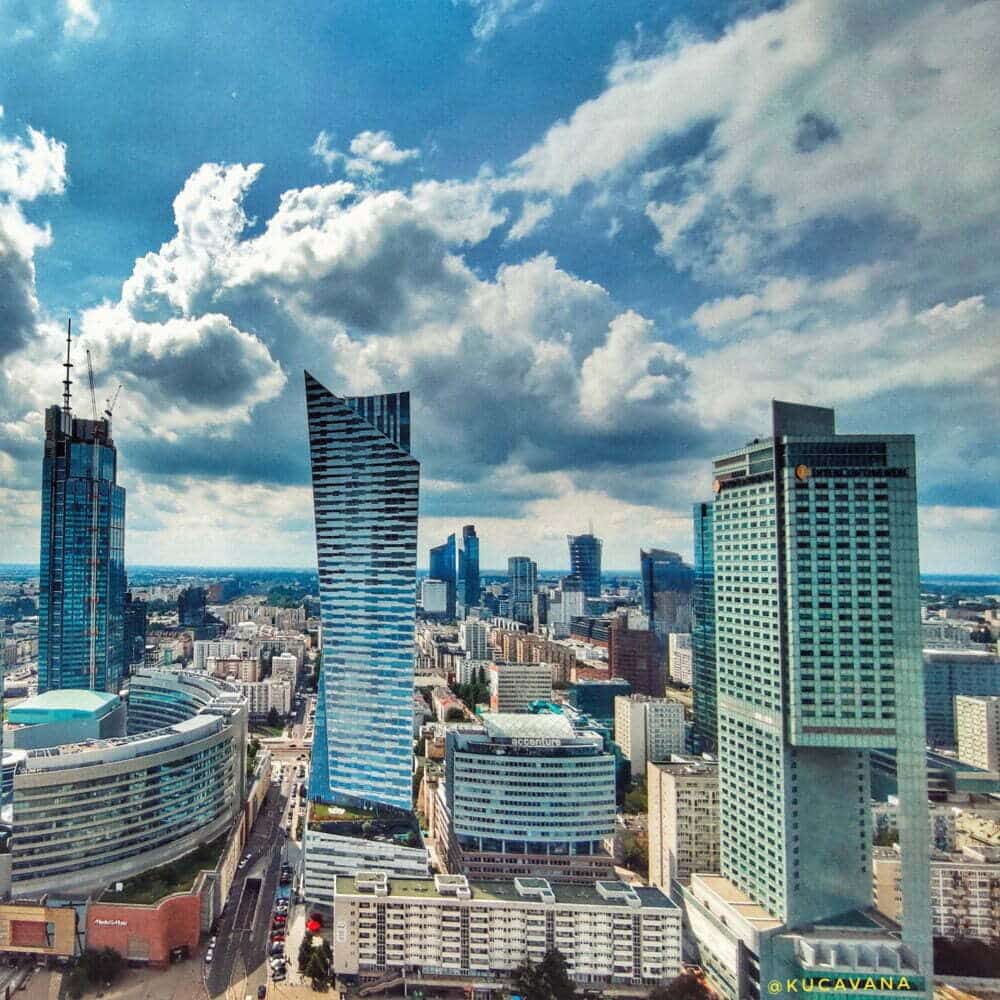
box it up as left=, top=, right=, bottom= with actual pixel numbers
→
left=94, top=919, right=128, bottom=928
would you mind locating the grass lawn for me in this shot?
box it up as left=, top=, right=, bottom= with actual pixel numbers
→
left=251, top=725, right=285, bottom=737
left=102, top=834, right=228, bottom=904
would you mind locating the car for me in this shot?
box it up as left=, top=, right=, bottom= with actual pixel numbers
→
left=272, top=972, right=286, bottom=983
left=269, top=945, right=284, bottom=958
left=238, top=860, right=247, bottom=869
left=272, top=915, right=286, bottom=924
left=205, top=950, right=214, bottom=964
left=210, top=936, right=217, bottom=947
left=258, top=986, right=268, bottom=1000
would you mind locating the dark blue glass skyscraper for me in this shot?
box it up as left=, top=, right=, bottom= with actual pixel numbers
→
left=691, top=503, right=716, bottom=752
left=38, top=390, right=126, bottom=694
left=305, top=372, right=419, bottom=813
left=567, top=532, right=602, bottom=599
left=429, top=533, right=456, bottom=619
left=457, top=524, right=479, bottom=618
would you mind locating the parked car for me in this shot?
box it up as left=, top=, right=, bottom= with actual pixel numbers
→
left=205, top=950, right=214, bottom=964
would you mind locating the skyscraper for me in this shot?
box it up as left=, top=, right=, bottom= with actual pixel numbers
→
left=457, top=524, right=480, bottom=618
left=304, top=372, right=419, bottom=813
left=639, top=548, right=695, bottom=638
left=38, top=334, right=126, bottom=695
left=507, top=556, right=537, bottom=624
left=691, top=503, right=716, bottom=752
left=429, top=533, right=457, bottom=620
left=685, top=401, right=932, bottom=998
left=567, top=532, right=602, bottom=599
left=177, top=586, right=207, bottom=628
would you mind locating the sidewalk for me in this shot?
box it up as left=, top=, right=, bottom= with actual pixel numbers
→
left=20, top=961, right=211, bottom=1000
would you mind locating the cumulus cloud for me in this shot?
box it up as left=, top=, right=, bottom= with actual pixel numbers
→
left=312, top=129, right=419, bottom=179
left=0, top=126, right=67, bottom=202
left=506, top=199, right=553, bottom=241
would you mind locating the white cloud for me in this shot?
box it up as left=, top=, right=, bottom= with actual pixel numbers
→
left=506, top=199, right=553, bottom=241
left=63, top=0, right=100, bottom=37
left=0, top=126, right=67, bottom=202
left=311, top=129, right=419, bottom=179
left=454, top=0, right=547, bottom=41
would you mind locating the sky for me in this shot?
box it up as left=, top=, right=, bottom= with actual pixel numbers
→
left=0, top=0, right=997, bottom=573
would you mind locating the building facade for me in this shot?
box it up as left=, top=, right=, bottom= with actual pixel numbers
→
left=305, top=373, right=419, bottom=813
left=38, top=398, right=126, bottom=695
left=488, top=662, right=552, bottom=713
left=608, top=615, right=663, bottom=697
left=430, top=534, right=457, bottom=620
left=685, top=401, right=933, bottom=998
left=923, top=649, right=1000, bottom=747
left=439, top=714, right=616, bottom=883
left=613, top=695, right=686, bottom=777
left=457, top=524, right=480, bottom=618
left=332, top=872, right=681, bottom=993
left=640, top=549, right=695, bottom=640
left=692, top=501, right=716, bottom=752
left=667, top=633, right=693, bottom=687
left=647, top=758, right=720, bottom=890
left=568, top=533, right=603, bottom=599
left=955, top=695, right=1000, bottom=772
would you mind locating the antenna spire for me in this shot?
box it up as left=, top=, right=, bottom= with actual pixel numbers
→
left=62, top=319, right=73, bottom=416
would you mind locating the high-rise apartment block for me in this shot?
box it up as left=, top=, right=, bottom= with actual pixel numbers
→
left=647, top=757, right=720, bottom=890
left=457, top=524, right=480, bottom=618
left=489, top=661, right=552, bottom=712
left=38, top=350, right=126, bottom=695
left=613, top=695, right=685, bottom=777
left=568, top=533, right=602, bottom=599
left=304, top=373, right=418, bottom=813
left=667, top=632, right=692, bottom=686
left=955, top=695, right=1000, bottom=772
left=458, top=619, right=490, bottom=661
left=685, top=401, right=933, bottom=998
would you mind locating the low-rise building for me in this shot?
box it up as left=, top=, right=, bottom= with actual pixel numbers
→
left=613, top=695, right=686, bottom=777
left=332, top=872, right=681, bottom=993
left=207, top=655, right=260, bottom=683
left=647, top=757, right=720, bottom=890
left=488, top=661, right=552, bottom=713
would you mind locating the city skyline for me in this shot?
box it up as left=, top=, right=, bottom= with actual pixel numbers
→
left=0, top=1, right=997, bottom=574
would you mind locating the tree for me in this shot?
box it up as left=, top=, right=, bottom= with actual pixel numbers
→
left=624, top=779, right=647, bottom=815
left=267, top=706, right=283, bottom=729
left=66, top=967, right=87, bottom=1000
left=648, top=972, right=714, bottom=1000
left=298, top=935, right=313, bottom=973
left=512, top=948, right=577, bottom=1000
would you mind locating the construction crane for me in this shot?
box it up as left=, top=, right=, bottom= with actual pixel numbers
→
left=104, top=384, right=122, bottom=421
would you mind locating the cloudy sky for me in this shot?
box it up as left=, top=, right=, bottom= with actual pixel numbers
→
left=0, top=0, right=997, bottom=572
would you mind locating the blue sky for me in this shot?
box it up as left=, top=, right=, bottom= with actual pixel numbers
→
left=0, top=0, right=997, bottom=571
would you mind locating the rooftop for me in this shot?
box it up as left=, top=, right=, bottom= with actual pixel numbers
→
left=482, top=713, right=574, bottom=740
left=8, top=689, right=120, bottom=725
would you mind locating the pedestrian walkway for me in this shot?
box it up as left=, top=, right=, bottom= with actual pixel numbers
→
left=20, top=961, right=211, bottom=1000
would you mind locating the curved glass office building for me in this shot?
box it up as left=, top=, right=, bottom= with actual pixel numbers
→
left=7, top=669, right=247, bottom=897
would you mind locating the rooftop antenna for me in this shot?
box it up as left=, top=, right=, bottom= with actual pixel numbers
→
left=588, top=519, right=594, bottom=537
left=62, top=319, right=73, bottom=416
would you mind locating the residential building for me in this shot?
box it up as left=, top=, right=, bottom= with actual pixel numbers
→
left=458, top=620, right=489, bottom=661
left=608, top=614, right=663, bottom=697
left=873, top=846, right=1000, bottom=945
left=206, top=655, right=259, bottom=683
left=489, top=662, right=552, bottom=712
left=613, top=695, right=685, bottom=777
left=38, top=347, right=126, bottom=695
left=332, top=872, right=681, bottom=993
left=956, top=695, right=1000, bottom=772
left=568, top=533, right=603, bottom=599
left=438, top=713, right=616, bottom=883
left=241, top=678, right=293, bottom=718
left=270, top=651, right=299, bottom=687
left=684, top=401, right=933, bottom=999
left=691, top=501, right=716, bottom=752
left=430, top=534, right=457, bottom=620
left=304, top=373, right=418, bottom=814
left=193, top=638, right=249, bottom=671
left=647, top=757, right=720, bottom=889
left=667, top=632, right=692, bottom=686
left=457, top=524, right=480, bottom=618
left=924, top=648, right=1000, bottom=747
left=421, top=579, right=449, bottom=617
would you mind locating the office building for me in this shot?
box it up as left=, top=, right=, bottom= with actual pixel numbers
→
left=873, top=846, right=1000, bottom=946
left=176, top=586, right=207, bottom=628
left=457, top=524, right=480, bottom=618
left=547, top=575, right=586, bottom=638
left=305, top=373, right=419, bottom=814
left=507, top=557, right=537, bottom=605
left=332, top=872, right=681, bottom=993
left=956, top=695, right=1000, bottom=772
left=38, top=339, right=126, bottom=695
left=692, top=501, right=716, bottom=752
left=489, top=662, right=552, bottom=713
left=438, top=713, right=616, bottom=883
left=667, top=632, right=692, bottom=686
left=608, top=614, right=663, bottom=697
left=567, top=678, right=631, bottom=729
left=923, top=648, right=1000, bottom=747
left=568, top=533, right=602, bottom=599
left=458, top=620, right=489, bottom=661
left=613, top=695, right=685, bottom=777
left=685, top=401, right=933, bottom=998
left=429, top=533, right=457, bottom=620
left=648, top=757, right=720, bottom=889
left=123, top=591, right=147, bottom=674
left=640, top=549, right=694, bottom=640
left=421, top=579, right=449, bottom=617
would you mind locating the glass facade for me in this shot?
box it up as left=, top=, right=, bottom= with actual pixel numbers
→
left=567, top=533, right=602, bottom=599
left=305, top=372, right=419, bottom=813
left=38, top=406, right=126, bottom=695
left=457, top=524, right=480, bottom=618
left=429, top=533, right=456, bottom=619
left=691, top=504, right=716, bottom=752
left=708, top=402, right=932, bottom=987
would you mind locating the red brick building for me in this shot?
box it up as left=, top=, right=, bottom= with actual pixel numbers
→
left=608, top=615, right=664, bottom=697
left=87, top=893, right=202, bottom=968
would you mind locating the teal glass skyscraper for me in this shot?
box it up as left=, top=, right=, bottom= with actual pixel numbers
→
left=457, top=524, right=480, bottom=618
left=686, top=402, right=932, bottom=999
left=429, top=532, right=456, bottom=619
left=38, top=373, right=126, bottom=695
left=304, top=372, right=419, bottom=813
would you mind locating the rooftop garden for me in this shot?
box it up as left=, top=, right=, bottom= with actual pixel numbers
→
left=101, top=834, right=228, bottom=904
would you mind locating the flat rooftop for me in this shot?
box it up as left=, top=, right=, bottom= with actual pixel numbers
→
left=336, top=876, right=676, bottom=909
left=694, top=874, right=783, bottom=931
left=482, top=713, right=574, bottom=740
left=8, top=689, right=119, bottom=725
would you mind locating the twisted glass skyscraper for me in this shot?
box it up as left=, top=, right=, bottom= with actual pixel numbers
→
left=38, top=403, right=126, bottom=694
left=305, top=372, right=419, bottom=813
